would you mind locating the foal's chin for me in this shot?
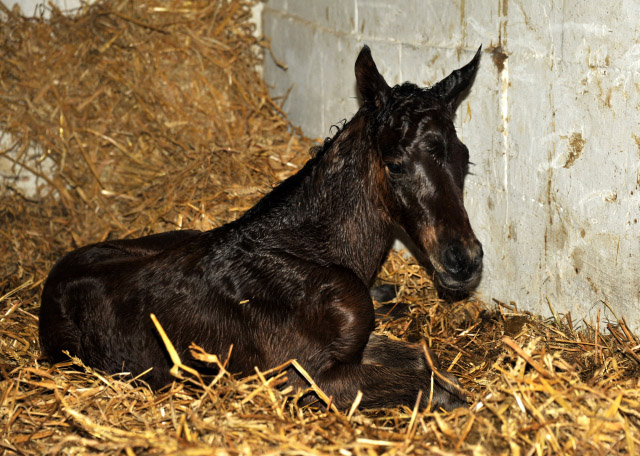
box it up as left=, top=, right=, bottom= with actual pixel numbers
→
left=435, top=271, right=482, bottom=294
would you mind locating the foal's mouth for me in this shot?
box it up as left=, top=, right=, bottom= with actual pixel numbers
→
left=434, top=270, right=483, bottom=292
left=412, top=227, right=484, bottom=293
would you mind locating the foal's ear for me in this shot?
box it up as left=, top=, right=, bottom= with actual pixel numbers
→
left=355, top=45, right=391, bottom=108
left=432, top=45, right=482, bottom=110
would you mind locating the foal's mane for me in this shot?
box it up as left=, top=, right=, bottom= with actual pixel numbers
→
left=238, top=109, right=375, bottom=224
left=309, top=119, right=348, bottom=159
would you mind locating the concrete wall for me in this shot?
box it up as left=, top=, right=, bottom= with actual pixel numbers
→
left=8, top=0, right=82, bottom=15
left=262, top=1, right=640, bottom=333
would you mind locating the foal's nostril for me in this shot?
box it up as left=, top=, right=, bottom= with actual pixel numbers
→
left=442, top=242, right=466, bottom=275
left=441, top=241, right=483, bottom=282
left=473, top=242, right=484, bottom=268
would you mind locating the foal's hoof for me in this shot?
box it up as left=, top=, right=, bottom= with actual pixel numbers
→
left=370, top=284, right=397, bottom=303
left=371, top=284, right=413, bottom=323
left=430, top=390, right=467, bottom=412
left=374, top=302, right=412, bottom=322
left=429, top=372, right=468, bottom=412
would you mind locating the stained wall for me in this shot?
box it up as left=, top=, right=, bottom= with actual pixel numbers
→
left=262, top=0, right=640, bottom=333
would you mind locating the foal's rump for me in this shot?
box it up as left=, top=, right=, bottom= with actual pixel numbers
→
left=39, top=230, right=207, bottom=382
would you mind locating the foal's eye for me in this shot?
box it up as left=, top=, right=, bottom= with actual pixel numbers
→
left=385, top=162, right=405, bottom=175
left=428, top=143, right=447, bottom=163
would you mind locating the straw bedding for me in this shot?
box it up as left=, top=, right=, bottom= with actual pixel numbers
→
left=0, top=1, right=638, bottom=454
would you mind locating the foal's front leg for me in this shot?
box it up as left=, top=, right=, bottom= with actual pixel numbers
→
left=312, top=280, right=466, bottom=412
left=362, top=334, right=466, bottom=409
left=318, top=362, right=465, bottom=411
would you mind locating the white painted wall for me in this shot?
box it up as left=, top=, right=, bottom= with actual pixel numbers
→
left=7, top=0, right=83, bottom=16
left=262, top=0, right=640, bottom=333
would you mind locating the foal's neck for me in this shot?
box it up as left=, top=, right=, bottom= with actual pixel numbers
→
left=236, top=113, right=392, bottom=285
left=310, top=114, right=392, bottom=284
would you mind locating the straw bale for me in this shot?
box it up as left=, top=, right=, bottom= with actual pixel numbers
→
left=1, top=1, right=639, bottom=455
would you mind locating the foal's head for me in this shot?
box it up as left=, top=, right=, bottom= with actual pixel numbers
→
left=355, top=46, right=483, bottom=292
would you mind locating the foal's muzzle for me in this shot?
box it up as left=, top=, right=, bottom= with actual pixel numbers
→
left=437, top=240, right=483, bottom=291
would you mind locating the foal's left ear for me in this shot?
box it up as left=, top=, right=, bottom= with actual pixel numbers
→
left=355, top=45, right=391, bottom=108
left=432, top=46, right=482, bottom=110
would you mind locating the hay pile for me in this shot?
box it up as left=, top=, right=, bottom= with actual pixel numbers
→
left=0, top=1, right=639, bottom=454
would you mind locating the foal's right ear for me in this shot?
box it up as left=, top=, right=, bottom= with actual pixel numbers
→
left=355, top=45, right=391, bottom=108
left=431, top=46, right=482, bottom=110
